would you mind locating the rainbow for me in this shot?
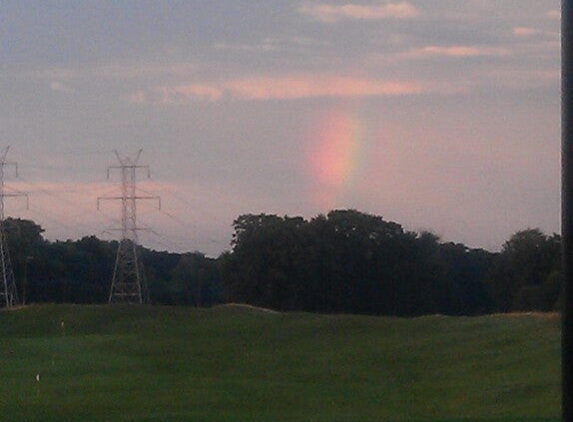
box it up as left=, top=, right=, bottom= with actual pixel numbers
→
left=306, top=106, right=373, bottom=209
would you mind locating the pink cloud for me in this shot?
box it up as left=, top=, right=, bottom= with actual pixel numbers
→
left=512, top=27, right=539, bottom=37
left=223, top=76, right=424, bottom=100
left=547, top=9, right=560, bottom=20
left=419, top=45, right=509, bottom=58
left=135, top=75, right=465, bottom=104
left=297, top=1, right=418, bottom=23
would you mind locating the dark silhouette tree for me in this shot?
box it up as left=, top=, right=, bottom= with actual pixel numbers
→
left=488, top=228, right=561, bottom=312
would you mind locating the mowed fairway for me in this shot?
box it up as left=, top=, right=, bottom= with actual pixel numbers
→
left=0, top=305, right=561, bottom=422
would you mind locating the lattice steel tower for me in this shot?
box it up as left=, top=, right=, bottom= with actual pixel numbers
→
left=98, top=150, right=159, bottom=304
left=0, top=147, right=27, bottom=308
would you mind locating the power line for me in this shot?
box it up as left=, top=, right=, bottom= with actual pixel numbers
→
left=136, top=185, right=231, bottom=251
left=11, top=163, right=229, bottom=255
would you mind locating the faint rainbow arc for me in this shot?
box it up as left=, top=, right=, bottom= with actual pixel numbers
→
left=306, top=106, right=373, bottom=209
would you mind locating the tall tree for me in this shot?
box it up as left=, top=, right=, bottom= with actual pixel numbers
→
left=488, top=228, right=561, bottom=312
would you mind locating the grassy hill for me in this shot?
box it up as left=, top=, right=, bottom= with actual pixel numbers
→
left=0, top=305, right=561, bottom=422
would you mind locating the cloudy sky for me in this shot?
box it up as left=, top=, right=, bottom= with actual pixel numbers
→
left=1, top=1, right=560, bottom=256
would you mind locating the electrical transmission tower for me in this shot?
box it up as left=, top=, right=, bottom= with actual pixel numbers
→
left=0, top=147, right=28, bottom=308
left=98, top=150, right=160, bottom=304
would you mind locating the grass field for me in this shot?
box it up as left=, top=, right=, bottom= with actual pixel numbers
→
left=0, top=304, right=561, bottom=422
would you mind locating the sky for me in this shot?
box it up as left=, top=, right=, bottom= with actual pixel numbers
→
left=0, top=1, right=561, bottom=257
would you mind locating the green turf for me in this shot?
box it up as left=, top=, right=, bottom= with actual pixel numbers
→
left=0, top=305, right=561, bottom=422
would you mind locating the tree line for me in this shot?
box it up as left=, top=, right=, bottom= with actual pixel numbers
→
left=2, top=210, right=562, bottom=316
left=220, top=210, right=561, bottom=315
left=3, top=218, right=221, bottom=307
